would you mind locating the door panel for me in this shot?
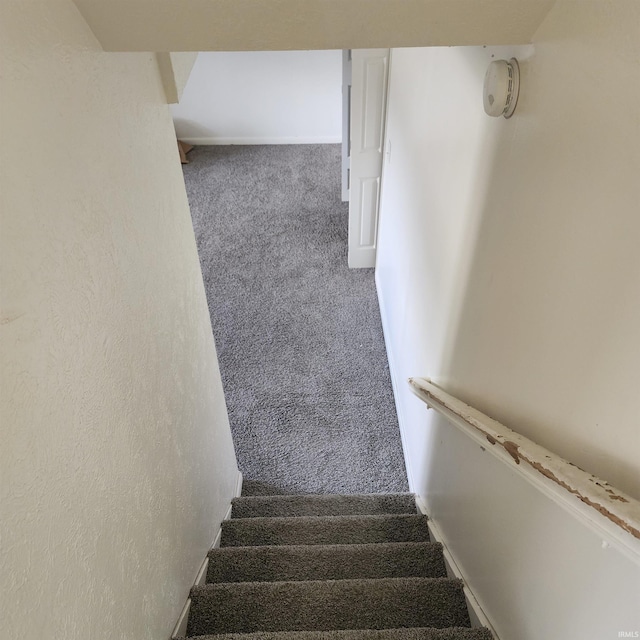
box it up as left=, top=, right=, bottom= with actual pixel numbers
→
left=348, top=49, right=389, bottom=268
left=341, top=50, right=352, bottom=203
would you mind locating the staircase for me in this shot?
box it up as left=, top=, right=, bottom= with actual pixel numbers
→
left=181, top=492, right=492, bottom=640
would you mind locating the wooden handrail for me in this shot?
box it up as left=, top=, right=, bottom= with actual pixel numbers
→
left=408, top=377, right=640, bottom=564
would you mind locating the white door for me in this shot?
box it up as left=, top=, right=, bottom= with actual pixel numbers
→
left=348, top=48, right=390, bottom=268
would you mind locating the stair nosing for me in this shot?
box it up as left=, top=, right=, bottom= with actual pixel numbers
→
left=233, top=493, right=416, bottom=500
left=222, top=513, right=428, bottom=524
left=184, top=629, right=489, bottom=640
left=208, top=540, right=442, bottom=556
left=191, top=576, right=463, bottom=594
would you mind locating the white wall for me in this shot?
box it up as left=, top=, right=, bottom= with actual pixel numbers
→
left=171, top=50, right=342, bottom=144
left=0, top=2, right=239, bottom=639
left=376, top=1, right=640, bottom=638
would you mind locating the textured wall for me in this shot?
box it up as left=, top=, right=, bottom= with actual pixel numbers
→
left=171, top=51, right=342, bottom=144
left=157, top=52, right=199, bottom=103
left=376, top=0, right=640, bottom=637
left=0, top=2, right=239, bottom=638
left=169, top=53, right=199, bottom=101
left=378, top=0, right=640, bottom=507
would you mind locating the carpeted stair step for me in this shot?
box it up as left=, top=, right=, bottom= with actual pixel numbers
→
left=220, top=514, right=430, bottom=547
left=207, top=542, right=446, bottom=583
left=187, top=577, right=469, bottom=636
left=185, top=628, right=492, bottom=640
left=230, top=494, right=417, bottom=519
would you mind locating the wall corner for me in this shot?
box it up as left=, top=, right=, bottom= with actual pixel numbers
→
left=156, top=52, right=198, bottom=104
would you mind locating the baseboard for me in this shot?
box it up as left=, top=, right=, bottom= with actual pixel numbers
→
left=176, top=136, right=342, bottom=146
left=234, top=470, right=244, bottom=500
left=348, top=248, right=376, bottom=269
left=374, top=272, right=416, bottom=491
left=414, top=496, right=499, bottom=640
left=171, top=469, right=243, bottom=639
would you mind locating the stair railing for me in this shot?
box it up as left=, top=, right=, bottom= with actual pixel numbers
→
left=408, top=377, right=640, bottom=565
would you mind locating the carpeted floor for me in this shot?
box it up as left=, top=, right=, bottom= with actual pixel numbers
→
left=182, top=144, right=407, bottom=494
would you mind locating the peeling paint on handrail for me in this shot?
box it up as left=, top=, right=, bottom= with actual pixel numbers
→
left=408, top=377, right=640, bottom=563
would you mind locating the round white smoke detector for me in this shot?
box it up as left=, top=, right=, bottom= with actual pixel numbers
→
left=483, top=58, right=520, bottom=119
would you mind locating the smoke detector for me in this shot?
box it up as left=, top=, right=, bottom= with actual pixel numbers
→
left=483, top=58, right=520, bottom=118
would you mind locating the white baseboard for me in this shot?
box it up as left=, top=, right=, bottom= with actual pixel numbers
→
left=171, top=470, right=243, bottom=639
left=234, top=470, right=244, bottom=501
left=414, top=496, right=499, bottom=640
left=348, top=248, right=376, bottom=269
left=177, top=136, right=342, bottom=146
left=374, top=272, right=416, bottom=491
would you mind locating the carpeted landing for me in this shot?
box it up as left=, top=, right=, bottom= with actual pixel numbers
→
left=182, top=145, right=407, bottom=494
left=180, top=492, right=491, bottom=640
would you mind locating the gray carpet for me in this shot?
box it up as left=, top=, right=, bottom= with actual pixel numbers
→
left=182, top=145, right=407, bottom=494
left=183, top=494, right=491, bottom=640
left=206, top=542, right=447, bottom=583
left=188, top=578, right=470, bottom=636
left=220, top=514, right=431, bottom=547
left=230, top=494, right=417, bottom=518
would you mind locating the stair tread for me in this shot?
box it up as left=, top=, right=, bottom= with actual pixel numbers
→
left=221, top=514, right=430, bottom=547
left=184, top=628, right=492, bottom=640
left=231, top=494, right=417, bottom=519
left=187, top=577, right=469, bottom=636
left=207, top=541, right=446, bottom=583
